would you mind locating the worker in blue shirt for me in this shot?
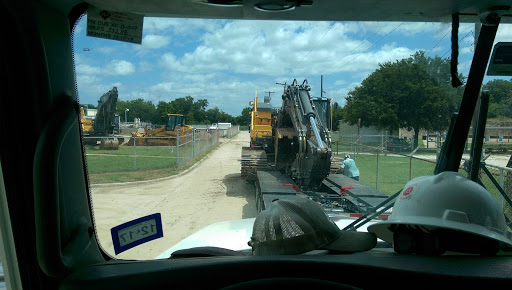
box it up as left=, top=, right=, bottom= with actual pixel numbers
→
left=339, top=154, right=360, bottom=181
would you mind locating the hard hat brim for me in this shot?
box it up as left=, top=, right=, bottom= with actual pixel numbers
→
left=368, top=216, right=512, bottom=249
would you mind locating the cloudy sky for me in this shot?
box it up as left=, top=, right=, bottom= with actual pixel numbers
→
left=72, top=16, right=512, bottom=117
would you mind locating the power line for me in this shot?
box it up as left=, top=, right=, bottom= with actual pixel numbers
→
left=324, top=23, right=390, bottom=74
left=325, top=22, right=404, bottom=79
left=425, top=29, right=450, bottom=55
left=440, top=29, right=474, bottom=59
left=289, top=23, right=334, bottom=74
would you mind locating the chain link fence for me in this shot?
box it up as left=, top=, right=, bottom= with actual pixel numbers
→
left=332, top=140, right=437, bottom=196
left=331, top=134, right=512, bottom=224
left=83, top=129, right=219, bottom=173
left=475, top=162, right=512, bottom=223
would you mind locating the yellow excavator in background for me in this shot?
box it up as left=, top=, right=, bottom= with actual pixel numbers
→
left=127, top=113, right=194, bottom=146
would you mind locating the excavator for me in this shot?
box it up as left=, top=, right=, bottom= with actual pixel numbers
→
left=242, top=79, right=388, bottom=214
left=127, top=113, right=194, bottom=146
left=79, top=87, right=123, bottom=149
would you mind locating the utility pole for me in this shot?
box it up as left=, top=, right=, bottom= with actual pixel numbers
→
left=320, top=75, right=327, bottom=98
left=264, top=91, right=274, bottom=98
left=264, top=91, right=274, bottom=103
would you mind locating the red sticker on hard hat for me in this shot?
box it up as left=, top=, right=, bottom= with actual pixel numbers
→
left=400, top=185, right=416, bottom=199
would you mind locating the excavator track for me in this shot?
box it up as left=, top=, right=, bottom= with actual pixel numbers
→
left=241, top=146, right=272, bottom=181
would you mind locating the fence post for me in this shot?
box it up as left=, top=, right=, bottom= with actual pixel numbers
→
left=133, top=136, right=137, bottom=171
left=409, top=154, right=412, bottom=181
left=500, top=168, right=504, bottom=208
left=376, top=149, right=379, bottom=190
left=176, top=128, right=180, bottom=167
left=193, top=129, right=196, bottom=157
left=408, top=145, right=421, bottom=180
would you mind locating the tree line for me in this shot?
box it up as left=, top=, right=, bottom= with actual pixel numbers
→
left=85, top=95, right=252, bottom=126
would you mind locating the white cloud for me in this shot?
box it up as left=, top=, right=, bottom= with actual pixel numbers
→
left=334, top=80, right=347, bottom=86
left=76, top=59, right=135, bottom=77
left=76, top=63, right=99, bottom=75
left=141, top=35, right=171, bottom=49
left=158, top=20, right=419, bottom=79
left=495, top=24, right=512, bottom=43
left=143, top=18, right=226, bottom=35
left=104, top=60, right=135, bottom=75
left=75, top=17, right=495, bottom=116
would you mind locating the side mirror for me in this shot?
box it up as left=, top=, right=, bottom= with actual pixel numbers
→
left=333, top=102, right=339, bottom=110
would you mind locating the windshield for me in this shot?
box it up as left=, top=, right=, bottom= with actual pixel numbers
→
left=312, top=98, right=331, bottom=129
left=74, top=15, right=512, bottom=260
left=166, top=115, right=177, bottom=131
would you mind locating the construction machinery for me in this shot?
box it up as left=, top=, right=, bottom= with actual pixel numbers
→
left=240, top=92, right=275, bottom=178
left=127, top=114, right=194, bottom=146
left=242, top=79, right=389, bottom=214
left=248, top=91, right=274, bottom=148
left=80, top=87, right=123, bottom=149
left=79, top=107, right=94, bottom=133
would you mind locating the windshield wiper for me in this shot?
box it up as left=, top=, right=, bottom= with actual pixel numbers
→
left=341, top=190, right=400, bottom=231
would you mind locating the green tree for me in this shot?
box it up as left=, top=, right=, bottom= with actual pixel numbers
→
left=331, top=105, right=343, bottom=131
left=343, top=53, right=456, bottom=148
left=153, top=96, right=210, bottom=124
left=155, top=100, right=175, bottom=125
left=116, top=99, right=157, bottom=123
left=483, top=79, right=512, bottom=119
left=205, top=107, right=233, bottom=124
left=235, top=106, right=252, bottom=126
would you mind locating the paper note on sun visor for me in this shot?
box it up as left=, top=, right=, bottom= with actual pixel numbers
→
left=87, top=6, right=143, bottom=44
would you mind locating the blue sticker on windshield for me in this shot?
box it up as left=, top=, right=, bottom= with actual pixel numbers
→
left=111, top=213, right=163, bottom=255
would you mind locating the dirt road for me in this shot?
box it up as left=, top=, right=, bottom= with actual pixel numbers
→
left=90, top=131, right=256, bottom=260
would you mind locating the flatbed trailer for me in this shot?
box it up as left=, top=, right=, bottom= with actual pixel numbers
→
left=321, top=174, right=393, bottom=215
left=255, top=171, right=392, bottom=218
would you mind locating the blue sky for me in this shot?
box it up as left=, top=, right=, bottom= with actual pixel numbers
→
left=72, top=16, right=512, bottom=117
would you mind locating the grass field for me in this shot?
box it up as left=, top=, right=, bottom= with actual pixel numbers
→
left=351, top=152, right=512, bottom=220
left=351, top=154, right=437, bottom=196
left=84, top=145, right=178, bottom=173
left=85, top=143, right=220, bottom=184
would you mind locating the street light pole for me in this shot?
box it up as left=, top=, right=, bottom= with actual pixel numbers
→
left=125, top=108, right=129, bottom=124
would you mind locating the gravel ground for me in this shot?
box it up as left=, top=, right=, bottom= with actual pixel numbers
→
left=90, top=131, right=256, bottom=260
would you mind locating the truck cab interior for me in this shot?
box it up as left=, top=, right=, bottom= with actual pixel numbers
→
left=1, top=0, right=512, bottom=289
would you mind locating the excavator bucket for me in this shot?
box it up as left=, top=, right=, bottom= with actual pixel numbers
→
left=100, top=138, right=120, bottom=150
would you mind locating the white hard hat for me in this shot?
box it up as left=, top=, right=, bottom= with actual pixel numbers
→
left=368, top=171, right=512, bottom=255
left=344, top=154, right=350, bottom=159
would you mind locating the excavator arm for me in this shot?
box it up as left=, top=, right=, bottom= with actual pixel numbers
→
left=274, top=79, right=332, bottom=190
left=93, top=87, right=119, bottom=136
